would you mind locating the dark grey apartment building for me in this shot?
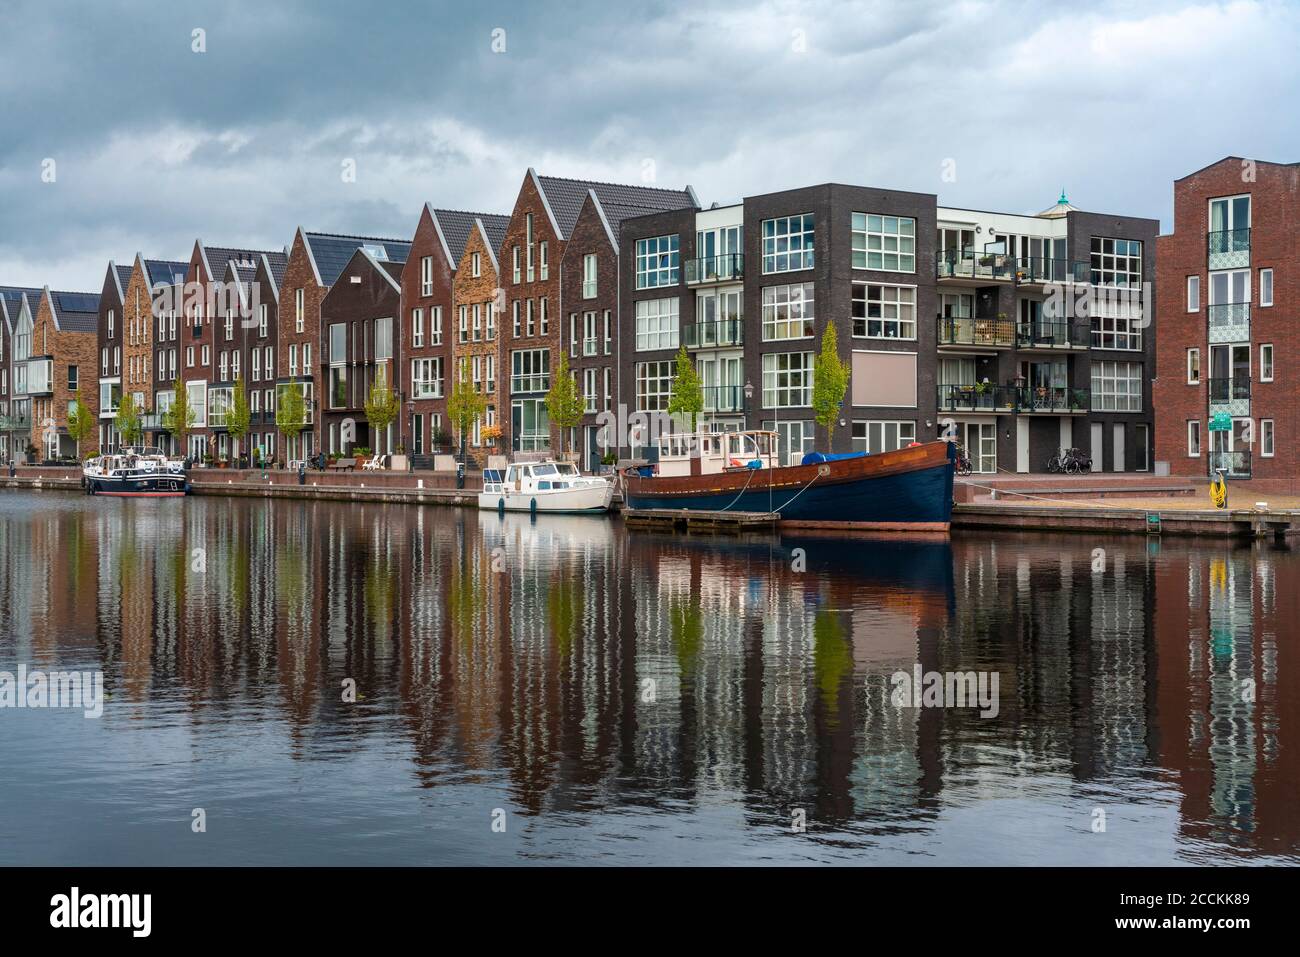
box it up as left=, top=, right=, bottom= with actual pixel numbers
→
left=614, top=185, right=1157, bottom=474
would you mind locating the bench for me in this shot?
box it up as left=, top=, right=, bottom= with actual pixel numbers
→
left=328, top=460, right=355, bottom=472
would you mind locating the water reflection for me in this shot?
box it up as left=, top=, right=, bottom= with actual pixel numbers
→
left=0, top=492, right=1295, bottom=865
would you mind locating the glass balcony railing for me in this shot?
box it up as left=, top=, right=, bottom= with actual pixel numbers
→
left=936, top=314, right=1014, bottom=348
left=1013, top=386, right=1090, bottom=413
left=683, top=319, right=744, bottom=349
left=937, top=249, right=1016, bottom=281
left=701, top=385, right=745, bottom=413
left=1015, top=321, right=1091, bottom=349
left=1207, top=302, right=1250, bottom=326
left=1208, top=377, right=1250, bottom=402
left=1013, top=258, right=1089, bottom=284
left=1207, top=450, right=1251, bottom=478
left=1208, top=228, right=1251, bottom=269
left=0, top=415, right=31, bottom=432
left=684, top=253, right=744, bottom=284
left=936, top=384, right=1015, bottom=412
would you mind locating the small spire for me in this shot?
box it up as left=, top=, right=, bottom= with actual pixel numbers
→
left=1058, top=188, right=1069, bottom=205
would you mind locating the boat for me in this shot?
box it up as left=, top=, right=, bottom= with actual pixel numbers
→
left=85, top=446, right=189, bottom=497
left=479, top=460, right=614, bottom=513
left=622, top=430, right=954, bottom=531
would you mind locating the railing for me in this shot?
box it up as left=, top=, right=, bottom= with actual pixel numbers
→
left=510, top=374, right=550, bottom=394
left=937, top=249, right=1016, bottom=281
left=936, top=384, right=1015, bottom=412
left=1208, top=450, right=1251, bottom=478
left=1015, top=321, right=1091, bottom=349
left=936, top=314, right=1014, bottom=348
left=1208, top=228, right=1251, bottom=267
left=1013, top=258, right=1089, bottom=284
left=0, top=416, right=31, bottom=431
left=1208, top=302, right=1250, bottom=326
left=1208, top=377, right=1250, bottom=402
left=683, top=319, right=744, bottom=349
left=1013, top=386, right=1090, bottom=413
left=702, top=385, right=745, bottom=413
left=684, top=253, right=744, bottom=284
left=583, top=337, right=599, bottom=356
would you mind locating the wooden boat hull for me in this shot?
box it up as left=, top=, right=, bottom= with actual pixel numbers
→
left=624, top=441, right=954, bottom=530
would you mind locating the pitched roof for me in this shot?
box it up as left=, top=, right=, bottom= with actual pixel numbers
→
left=262, top=251, right=289, bottom=291
left=46, top=289, right=101, bottom=333
left=202, top=245, right=280, bottom=283
left=113, top=264, right=133, bottom=299
left=0, top=286, right=42, bottom=328
left=534, top=171, right=697, bottom=240
left=426, top=207, right=511, bottom=265
left=142, top=259, right=189, bottom=289
left=302, top=232, right=412, bottom=288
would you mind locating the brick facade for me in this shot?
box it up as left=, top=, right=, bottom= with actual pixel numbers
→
left=31, top=289, right=99, bottom=458
left=399, top=206, right=456, bottom=457
left=451, top=220, right=506, bottom=465
left=278, top=229, right=326, bottom=461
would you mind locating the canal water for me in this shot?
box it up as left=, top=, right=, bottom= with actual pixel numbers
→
left=0, top=491, right=1295, bottom=865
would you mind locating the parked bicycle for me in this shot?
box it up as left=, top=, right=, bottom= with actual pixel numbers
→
left=954, top=444, right=973, bottom=476
left=1046, top=447, right=1092, bottom=474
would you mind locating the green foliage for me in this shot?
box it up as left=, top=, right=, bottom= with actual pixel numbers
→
left=276, top=383, right=307, bottom=441
left=227, top=376, right=251, bottom=441
left=812, top=321, right=850, bottom=449
left=446, top=375, right=486, bottom=438
left=665, top=344, right=703, bottom=432
left=545, top=351, right=583, bottom=453
left=364, top=366, right=400, bottom=448
left=114, top=392, right=143, bottom=446
left=162, top=386, right=197, bottom=445
left=65, top=389, right=95, bottom=454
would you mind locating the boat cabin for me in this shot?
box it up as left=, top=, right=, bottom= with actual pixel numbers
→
left=499, top=461, right=584, bottom=492
left=654, top=430, right=780, bottom=477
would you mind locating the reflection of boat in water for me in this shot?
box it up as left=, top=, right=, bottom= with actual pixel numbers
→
left=479, top=461, right=614, bottom=514
left=85, top=447, right=189, bottom=497
left=623, top=431, right=954, bottom=531
left=477, top=507, right=615, bottom=542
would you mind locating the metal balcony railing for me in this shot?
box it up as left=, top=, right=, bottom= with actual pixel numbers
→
left=1208, top=302, right=1250, bottom=326
left=937, top=249, right=1016, bottom=281
left=683, top=319, right=744, bottom=349
left=1015, top=321, right=1091, bottom=349
left=1013, top=257, right=1089, bottom=284
left=936, top=314, right=1014, bottom=348
left=684, top=253, right=744, bottom=284
left=701, top=385, right=745, bottom=413
left=936, top=384, right=1015, bottom=413
left=1208, top=377, right=1250, bottom=402
left=1013, top=386, right=1090, bottom=413
left=1208, top=228, right=1251, bottom=267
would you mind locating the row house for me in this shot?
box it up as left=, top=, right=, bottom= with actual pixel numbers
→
left=1155, top=156, right=1299, bottom=487
left=400, top=206, right=508, bottom=462
left=319, top=247, right=408, bottom=455
left=134, top=258, right=191, bottom=454
left=94, top=261, right=131, bottom=453
left=30, top=287, right=100, bottom=459
left=236, top=252, right=288, bottom=464
left=278, top=230, right=411, bottom=463
left=615, top=185, right=1157, bottom=473
left=0, top=286, right=42, bottom=462
left=449, top=215, right=510, bottom=465
left=501, top=170, right=696, bottom=456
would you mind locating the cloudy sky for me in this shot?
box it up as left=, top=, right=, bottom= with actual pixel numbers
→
left=1, top=0, right=1296, bottom=290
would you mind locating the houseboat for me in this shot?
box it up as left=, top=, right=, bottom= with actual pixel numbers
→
left=479, top=460, right=614, bottom=514
left=622, top=430, right=954, bottom=531
left=85, top=447, right=189, bottom=497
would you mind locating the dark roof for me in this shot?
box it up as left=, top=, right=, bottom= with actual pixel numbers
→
left=0, top=286, right=42, bottom=324
left=429, top=209, right=510, bottom=264
left=595, top=200, right=678, bottom=246
left=143, top=259, right=188, bottom=289
left=262, top=251, right=289, bottom=290
left=380, top=261, right=405, bottom=284
left=478, top=214, right=510, bottom=257
left=204, top=245, right=279, bottom=281
left=303, top=232, right=412, bottom=287
left=535, top=173, right=695, bottom=239
left=113, top=264, right=133, bottom=296
left=50, top=290, right=100, bottom=333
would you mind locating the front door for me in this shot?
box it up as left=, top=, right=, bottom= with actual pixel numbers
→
left=413, top=413, right=424, bottom=455
left=1112, top=423, right=1125, bottom=472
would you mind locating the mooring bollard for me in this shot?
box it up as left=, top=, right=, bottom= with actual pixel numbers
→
left=298, top=462, right=306, bottom=486
left=456, top=461, right=465, bottom=490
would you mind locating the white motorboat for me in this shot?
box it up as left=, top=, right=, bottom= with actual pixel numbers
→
left=85, top=446, right=188, bottom=497
left=478, top=460, right=613, bottom=513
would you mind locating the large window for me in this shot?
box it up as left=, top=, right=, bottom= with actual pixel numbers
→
left=1090, top=237, right=1143, bottom=287
left=761, top=214, right=815, bottom=274
left=411, top=357, right=443, bottom=398
left=635, top=298, right=679, bottom=351
left=852, top=283, right=916, bottom=339
left=582, top=254, right=598, bottom=298
left=1091, top=360, right=1143, bottom=412
left=762, top=352, right=813, bottom=408
left=1090, top=297, right=1143, bottom=350
left=635, top=360, right=674, bottom=412
left=635, top=235, right=679, bottom=289
left=511, top=349, right=550, bottom=393
left=851, top=213, right=915, bottom=272
left=852, top=420, right=915, bottom=453
left=761, top=283, right=814, bottom=341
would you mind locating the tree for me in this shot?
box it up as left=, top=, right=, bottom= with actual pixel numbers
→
left=812, top=320, right=850, bottom=451
left=364, top=365, right=400, bottom=454
left=227, top=376, right=251, bottom=462
left=115, top=392, right=143, bottom=448
left=276, top=383, right=307, bottom=465
left=163, top=385, right=197, bottom=457
left=666, top=344, right=704, bottom=433
left=66, top=389, right=95, bottom=458
left=545, top=351, right=583, bottom=456
left=446, top=374, right=486, bottom=464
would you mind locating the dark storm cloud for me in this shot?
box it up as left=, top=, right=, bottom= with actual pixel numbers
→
left=1, top=0, right=1297, bottom=288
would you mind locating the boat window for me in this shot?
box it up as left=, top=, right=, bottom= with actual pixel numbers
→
left=539, top=481, right=551, bottom=490
left=533, top=464, right=558, bottom=476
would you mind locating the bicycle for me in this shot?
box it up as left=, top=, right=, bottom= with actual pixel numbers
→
left=954, top=445, right=973, bottom=476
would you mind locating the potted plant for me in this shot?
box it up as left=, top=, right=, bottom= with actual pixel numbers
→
left=480, top=424, right=503, bottom=451
left=432, top=429, right=452, bottom=453
left=353, top=445, right=371, bottom=467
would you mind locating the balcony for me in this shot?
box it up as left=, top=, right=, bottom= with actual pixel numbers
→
left=510, top=374, right=550, bottom=394
left=936, top=314, right=1014, bottom=349
left=702, top=385, right=745, bottom=413
left=1208, top=302, right=1250, bottom=344
left=1208, top=228, right=1250, bottom=270
left=936, top=384, right=1015, bottom=413
left=684, top=253, right=744, bottom=285
left=25, top=357, right=54, bottom=396
left=1207, top=450, right=1251, bottom=478
left=0, top=415, right=31, bottom=432
left=582, top=337, right=599, bottom=356
left=683, top=319, right=744, bottom=349
left=1013, top=386, right=1090, bottom=413
left=1208, top=376, right=1250, bottom=403
left=1013, top=258, right=1089, bottom=286
left=936, top=249, right=1016, bottom=283
left=1015, top=321, right=1090, bottom=350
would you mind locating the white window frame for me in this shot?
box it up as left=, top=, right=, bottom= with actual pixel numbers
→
left=1187, top=347, right=1200, bottom=385
left=635, top=360, right=674, bottom=412
left=761, top=283, right=814, bottom=341
left=634, top=298, right=679, bottom=351
left=851, top=213, right=916, bottom=273
left=420, top=256, right=433, bottom=297
left=761, top=351, right=814, bottom=409
left=1260, top=343, right=1274, bottom=382
left=1260, top=268, right=1273, bottom=307
left=851, top=419, right=916, bottom=454
left=761, top=214, right=815, bottom=274
left=412, top=307, right=424, bottom=348
left=1187, top=420, right=1201, bottom=457
left=583, top=254, right=598, bottom=299
left=1261, top=418, right=1274, bottom=457
left=851, top=282, right=916, bottom=340
left=635, top=235, right=679, bottom=289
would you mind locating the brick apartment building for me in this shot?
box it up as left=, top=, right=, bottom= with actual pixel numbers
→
left=135, top=257, right=190, bottom=454
left=30, top=287, right=100, bottom=459
left=449, top=214, right=510, bottom=465
left=1, top=286, right=42, bottom=462
left=1154, top=156, right=1299, bottom=490
left=236, top=252, right=287, bottom=464
left=93, top=262, right=130, bottom=452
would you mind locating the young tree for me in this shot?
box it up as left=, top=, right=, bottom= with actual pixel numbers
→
left=163, top=385, right=197, bottom=458
left=545, top=351, right=583, bottom=456
left=446, top=374, right=486, bottom=463
left=65, top=389, right=96, bottom=458
left=364, top=365, right=400, bottom=454
left=276, top=383, right=307, bottom=466
left=666, top=344, right=704, bottom=433
left=227, top=376, right=251, bottom=462
left=115, top=392, right=143, bottom=447
left=812, top=321, right=850, bottom=452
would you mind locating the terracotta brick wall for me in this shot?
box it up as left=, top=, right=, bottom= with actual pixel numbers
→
left=452, top=224, right=504, bottom=465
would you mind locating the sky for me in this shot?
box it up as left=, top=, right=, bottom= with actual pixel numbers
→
left=1, top=0, right=1297, bottom=290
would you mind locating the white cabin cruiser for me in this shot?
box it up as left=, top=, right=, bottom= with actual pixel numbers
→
left=85, top=446, right=188, bottom=497
left=479, top=461, right=613, bottom=514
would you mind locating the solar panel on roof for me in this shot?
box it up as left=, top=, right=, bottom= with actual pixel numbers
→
left=55, top=292, right=100, bottom=313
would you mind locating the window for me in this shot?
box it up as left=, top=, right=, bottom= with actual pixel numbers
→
left=851, top=214, right=915, bottom=272
left=186, top=346, right=194, bottom=368
left=583, top=368, right=597, bottom=413
left=512, top=300, right=520, bottom=338
left=259, top=304, right=268, bottom=338
left=512, top=246, right=520, bottom=284
left=761, top=214, right=815, bottom=274
left=472, top=252, right=481, bottom=278
left=431, top=306, right=443, bottom=345
left=1091, top=360, right=1143, bottom=412
left=1260, top=268, right=1273, bottom=306
left=375, top=316, right=392, bottom=363
left=295, top=288, right=304, bottom=333
left=289, top=344, right=298, bottom=377
left=1261, top=343, right=1274, bottom=382
left=762, top=352, right=814, bottom=408
left=539, top=240, right=548, bottom=281
left=635, top=298, right=679, bottom=351
left=525, top=214, right=534, bottom=282
left=635, top=360, right=674, bottom=411
left=510, top=348, right=550, bottom=393
left=525, top=299, right=535, bottom=337
left=459, top=306, right=469, bottom=343
left=484, top=303, right=493, bottom=342
left=411, top=357, right=443, bottom=398
left=107, top=310, right=115, bottom=339
left=420, top=256, right=433, bottom=296
left=472, top=304, right=482, bottom=342
left=539, top=297, right=548, bottom=336
left=1187, top=348, right=1200, bottom=384
left=636, top=235, right=679, bottom=289
left=201, top=345, right=209, bottom=366
left=583, top=312, right=599, bottom=356
left=1090, top=294, right=1143, bottom=350
left=224, top=309, right=233, bottom=341
left=583, top=254, right=598, bottom=298
left=252, top=349, right=261, bottom=381
left=412, top=308, right=424, bottom=348
left=852, top=283, right=916, bottom=339
left=603, top=310, right=612, bottom=355
left=1262, top=419, right=1274, bottom=457
left=1090, top=237, right=1143, bottom=287
left=1187, top=420, right=1201, bottom=456
left=762, top=283, right=814, bottom=341
left=1187, top=275, right=1200, bottom=312
left=485, top=354, right=495, bottom=393
left=67, top=365, right=77, bottom=391
left=852, top=420, right=915, bottom=453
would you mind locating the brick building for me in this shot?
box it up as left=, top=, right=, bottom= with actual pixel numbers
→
left=1, top=286, right=42, bottom=462
left=236, top=253, right=287, bottom=464
left=132, top=257, right=189, bottom=454
left=93, top=262, right=130, bottom=452
left=449, top=214, right=510, bottom=465
left=1154, top=156, right=1300, bottom=490
left=30, top=287, right=100, bottom=459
